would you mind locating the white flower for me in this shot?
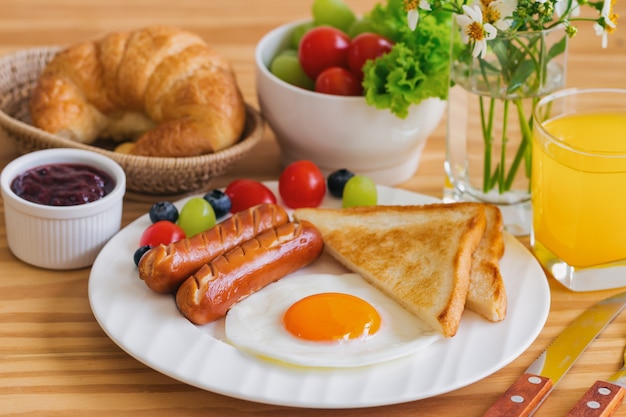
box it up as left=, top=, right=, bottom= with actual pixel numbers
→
left=419, top=0, right=432, bottom=10
left=601, top=0, right=617, bottom=28
left=594, top=22, right=609, bottom=48
left=594, top=0, right=617, bottom=48
left=407, top=8, right=419, bottom=30
left=456, top=4, right=497, bottom=58
left=407, top=0, right=432, bottom=31
left=479, top=0, right=517, bottom=31
left=555, top=0, right=580, bottom=18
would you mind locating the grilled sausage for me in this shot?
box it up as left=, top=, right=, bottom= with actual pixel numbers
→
left=175, top=221, right=323, bottom=324
left=138, top=203, right=289, bottom=293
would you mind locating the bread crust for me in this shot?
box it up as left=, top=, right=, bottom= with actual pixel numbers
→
left=29, top=25, right=246, bottom=157
left=466, top=203, right=507, bottom=321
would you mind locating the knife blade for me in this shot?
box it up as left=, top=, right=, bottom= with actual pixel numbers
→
left=565, top=344, right=626, bottom=417
left=482, top=290, right=626, bottom=417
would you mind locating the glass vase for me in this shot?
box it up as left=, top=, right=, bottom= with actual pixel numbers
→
left=444, top=22, right=568, bottom=236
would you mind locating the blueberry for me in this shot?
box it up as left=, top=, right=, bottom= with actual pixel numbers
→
left=327, top=168, right=355, bottom=198
left=203, top=189, right=232, bottom=218
left=133, top=245, right=152, bottom=267
left=149, top=201, right=179, bottom=223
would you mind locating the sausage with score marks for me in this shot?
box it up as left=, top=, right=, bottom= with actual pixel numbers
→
left=138, top=203, right=289, bottom=294
left=176, top=221, right=324, bottom=325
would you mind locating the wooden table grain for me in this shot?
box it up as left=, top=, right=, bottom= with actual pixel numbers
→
left=1, top=1, right=625, bottom=415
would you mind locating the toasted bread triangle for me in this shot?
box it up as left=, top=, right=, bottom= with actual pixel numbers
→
left=467, top=203, right=507, bottom=322
left=293, top=203, right=487, bottom=337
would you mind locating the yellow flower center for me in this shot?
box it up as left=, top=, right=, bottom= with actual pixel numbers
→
left=404, top=0, right=418, bottom=11
left=607, top=19, right=618, bottom=34
left=484, top=7, right=501, bottom=24
left=467, top=21, right=486, bottom=41
left=607, top=0, right=619, bottom=33
left=479, top=0, right=500, bottom=24
left=608, top=0, right=619, bottom=34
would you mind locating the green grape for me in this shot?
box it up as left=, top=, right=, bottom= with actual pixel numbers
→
left=290, top=22, right=315, bottom=49
left=342, top=175, right=378, bottom=208
left=312, top=0, right=356, bottom=33
left=270, top=51, right=315, bottom=90
left=279, top=49, right=298, bottom=57
left=347, top=18, right=375, bottom=38
left=177, top=197, right=216, bottom=237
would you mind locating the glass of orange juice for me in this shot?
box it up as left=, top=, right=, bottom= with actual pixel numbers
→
left=531, top=88, right=626, bottom=291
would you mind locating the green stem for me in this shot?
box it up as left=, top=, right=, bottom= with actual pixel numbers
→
left=509, top=35, right=544, bottom=93
left=511, top=36, right=541, bottom=69
left=525, top=97, right=540, bottom=181
left=480, top=96, right=498, bottom=193
left=504, top=98, right=533, bottom=190
left=499, top=100, right=510, bottom=193
left=469, top=28, right=563, bottom=196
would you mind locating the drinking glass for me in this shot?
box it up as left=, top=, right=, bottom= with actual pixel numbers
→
left=531, top=88, right=626, bottom=291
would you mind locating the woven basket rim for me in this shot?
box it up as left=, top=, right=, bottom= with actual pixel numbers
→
left=0, top=46, right=266, bottom=195
left=0, top=102, right=264, bottom=164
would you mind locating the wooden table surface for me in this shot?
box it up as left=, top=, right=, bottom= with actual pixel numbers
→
left=1, top=0, right=625, bottom=415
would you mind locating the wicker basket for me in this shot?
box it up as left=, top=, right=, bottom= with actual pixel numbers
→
left=0, top=47, right=265, bottom=196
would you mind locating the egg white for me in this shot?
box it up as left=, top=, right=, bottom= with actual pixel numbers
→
left=224, top=273, right=440, bottom=368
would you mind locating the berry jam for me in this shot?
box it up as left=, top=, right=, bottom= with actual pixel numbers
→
left=11, top=163, right=115, bottom=206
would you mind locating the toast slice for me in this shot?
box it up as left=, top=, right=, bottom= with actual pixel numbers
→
left=467, top=203, right=507, bottom=322
left=293, top=203, right=487, bottom=337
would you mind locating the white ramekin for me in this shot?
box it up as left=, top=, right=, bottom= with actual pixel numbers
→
left=1, top=148, right=126, bottom=269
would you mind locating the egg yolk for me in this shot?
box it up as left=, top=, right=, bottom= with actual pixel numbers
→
left=282, top=292, right=381, bottom=342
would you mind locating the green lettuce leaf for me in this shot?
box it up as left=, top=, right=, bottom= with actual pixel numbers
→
left=361, top=0, right=452, bottom=118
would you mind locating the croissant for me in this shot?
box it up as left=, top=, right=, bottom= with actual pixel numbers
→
left=29, top=25, right=246, bottom=157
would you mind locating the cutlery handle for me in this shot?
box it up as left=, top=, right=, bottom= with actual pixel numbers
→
left=566, top=380, right=626, bottom=417
left=482, top=373, right=553, bottom=417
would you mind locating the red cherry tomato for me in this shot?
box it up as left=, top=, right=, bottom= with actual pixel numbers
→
left=279, top=160, right=326, bottom=208
left=224, top=179, right=277, bottom=213
left=298, top=26, right=350, bottom=80
left=139, top=220, right=186, bottom=247
left=315, top=67, right=363, bottom=96
left=347, top=32, right=394, bottom=81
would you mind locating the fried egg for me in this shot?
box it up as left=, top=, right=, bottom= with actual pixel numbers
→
left=224, top=273, right=440, bottom=368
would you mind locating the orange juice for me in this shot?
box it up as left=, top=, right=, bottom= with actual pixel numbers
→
left=531, top=111, right=626, bottom=267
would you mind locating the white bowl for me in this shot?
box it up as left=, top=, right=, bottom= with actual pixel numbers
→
left=1, top=148, right=125, bottom=269
left=255, top=19, right=446, bottom=186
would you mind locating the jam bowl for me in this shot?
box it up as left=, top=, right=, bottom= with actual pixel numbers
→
left=1, top=148, right=126, bottom=269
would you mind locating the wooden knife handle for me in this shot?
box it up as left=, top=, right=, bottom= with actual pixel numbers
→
left=482, top=373, right=554, bottom=417
left=565, top=380, right=626, bottom=417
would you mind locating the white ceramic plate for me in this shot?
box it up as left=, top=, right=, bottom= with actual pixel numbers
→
left=88, top=183, right=550, bottom=409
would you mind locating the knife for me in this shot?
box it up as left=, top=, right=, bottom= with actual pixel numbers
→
left=565, top=344, right=626, bottom=417
left=482, top=290, right=626, bottom=417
